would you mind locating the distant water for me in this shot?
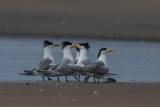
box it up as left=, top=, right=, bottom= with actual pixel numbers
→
left=0, top=36, right=160, bottom=83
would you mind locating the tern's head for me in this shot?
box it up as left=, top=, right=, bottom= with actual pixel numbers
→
left=62, top=41, right=79, bottom=49
left=62, top=41, right=73, bottom=49
left=98, top=48, right=116, bottom=57
left=44, top=40, right=61, bottom=48
left=78, top=42, right=90, bottom=51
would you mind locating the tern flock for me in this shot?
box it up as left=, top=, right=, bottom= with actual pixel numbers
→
left=21, top=40, right=116, bottom=83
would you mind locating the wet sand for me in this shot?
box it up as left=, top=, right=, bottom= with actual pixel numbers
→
left=0, top=82, right=160, bottom=107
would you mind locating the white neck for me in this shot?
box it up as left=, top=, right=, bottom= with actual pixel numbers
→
left=44, top=46, right=54, bottom=63
left=77, top=48, right=89, bottom=66
left=97, top=53, right=107, bottom=67
left=63, top=46, right=74, bottom=64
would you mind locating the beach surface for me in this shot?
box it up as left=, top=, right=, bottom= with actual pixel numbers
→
left=0, top=82, right=160, bottom=107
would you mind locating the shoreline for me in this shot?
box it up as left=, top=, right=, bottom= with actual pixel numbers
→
left=1, top=81, right=160, bottom=84
left=1, top=34, right=160, bottom=42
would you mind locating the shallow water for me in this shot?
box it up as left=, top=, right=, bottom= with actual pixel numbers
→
left=0, top=36, right=160, bottom=83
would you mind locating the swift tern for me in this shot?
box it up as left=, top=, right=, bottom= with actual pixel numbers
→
left=23, top=40, right=61, bottom=81
left=45, top=41, right=79, bottom=82
left=73, top=48, right=116, bottom=82
left=75, top=42, right=91, bottom=80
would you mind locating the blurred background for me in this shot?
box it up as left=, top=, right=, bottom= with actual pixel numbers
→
left=0, top=0, right=160, bottom=41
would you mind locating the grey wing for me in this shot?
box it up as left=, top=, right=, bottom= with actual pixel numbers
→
left=49, top=63, right=59, bottom=71
left=53, top=59, right=70, bottom=70
left=92, top=66, right=109, bottom=75
left=85, top=61, right=105, bottom=71
left=91, top=61, right=105, bottom=67
left=81, top=59, right=91, bottom=66
left=36, top=58, right=53, bottom=70
left=71, top=61, right=104, bottom=73
left=57, top=66, right=75, bottom=76
left=49, top=59, right=74, bottom=76
left=72, top=61, right=106, bottom=75
left=71, top=65, right=90, bottom=76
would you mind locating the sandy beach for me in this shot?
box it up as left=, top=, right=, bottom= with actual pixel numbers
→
left=0, top=82, right=159, bottom=107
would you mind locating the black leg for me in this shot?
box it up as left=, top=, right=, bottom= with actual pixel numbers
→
left=84, top=76, right=90, bottom=82
left=57, top=76, right=60, bottom=82
left=42, top=76, right=44, bottom=82
left=86, top=76, right=90, bottom=82
left=84, top=77, right=88, bottom=82
left=65, top=76, right=68, bottom=82
left=98, top=78, right=99, bottom=83
left=79, top=75, right=80, bottom=81
left=94, top=77, right=96, bottom=83
left=48, top=77, right=52, bottom=80
left=74, top=76, right=79, bottom=81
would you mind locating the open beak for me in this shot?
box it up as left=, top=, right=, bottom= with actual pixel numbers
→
left=107, top=50, right=116, bottom=52
left=70, top=44, right=79, bottom=48
left=53, top=44, right=62, bottom=46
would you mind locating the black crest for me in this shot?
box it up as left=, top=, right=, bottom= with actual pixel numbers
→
left=98, top=48, right=107, bottom=58
left=79, top=42, right=90, bottom=51
left=62, top=41, right=73, bottom=49
left=44, top=40, right=54, bottom=48
left=76, top=48, right=80, bottom=52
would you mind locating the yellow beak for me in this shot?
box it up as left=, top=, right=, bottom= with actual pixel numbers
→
left=70, top=44, right=79, bottom=48
left=53, top=44, right=62, bottom=46
left=107, top=50, right=116, bottom=52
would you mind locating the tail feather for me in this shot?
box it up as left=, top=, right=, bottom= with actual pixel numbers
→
left=23, top=70, right=33, bottom=74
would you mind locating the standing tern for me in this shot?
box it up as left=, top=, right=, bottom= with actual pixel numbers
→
left=75, top=42, right=91, bottom=80
left=23, top=40, right=61, bottom=81
left=73, top=48, right=116, bottom=82
left=76, top=42, right=91, bottom=66
left=46, top=41, right=79, bottom=82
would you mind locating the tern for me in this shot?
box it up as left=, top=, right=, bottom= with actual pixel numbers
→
left=44, top=41, right=79, bottom=82
left=73, top=48, right=116, bottom=83
left=75, top=42, right=91, bottom=80
left=76, top=42, right=91, bottom=66
left=23, top=40, right=61, bottom=81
